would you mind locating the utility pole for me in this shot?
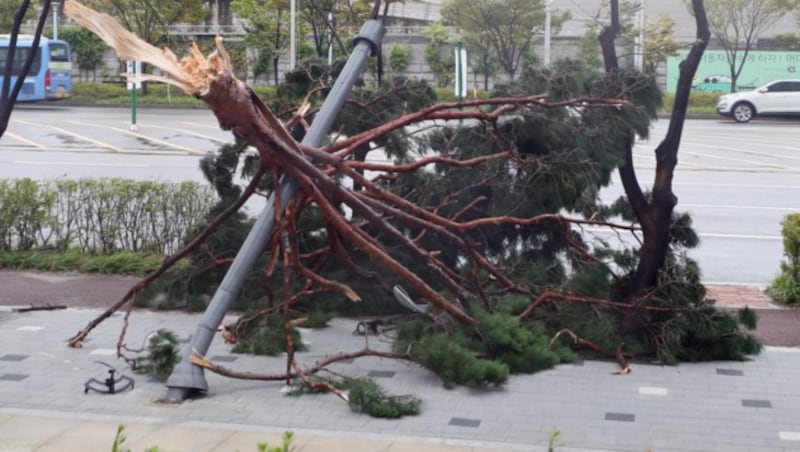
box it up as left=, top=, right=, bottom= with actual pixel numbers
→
left=635, top=0, right=646, bottom=71
left=53, top=2, right=60, bottom=40
left=328, top=12, right=334, bottom=66
left=543, top=0, right=553, bottom=66
left=290, top=0, right=297, bottom=69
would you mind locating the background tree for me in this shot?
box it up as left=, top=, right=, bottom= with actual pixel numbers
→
left=87, top=0, right=205, bottom=46
left=0, top=0, right=37, bottom=31
left=387, top=43, right=411, bottom=75
left=59, top=27, right=106, bottom=80
left=686, top=0, right=796, bottom=91
left=231, top=0, right=290, bottom=85
left=301, top=0, right=374, bottom=59
left=440, top=0, right=570, bottom=80
left=422, top=22, right=454, bottom=88
left=642, top=14, right=679, bottom=74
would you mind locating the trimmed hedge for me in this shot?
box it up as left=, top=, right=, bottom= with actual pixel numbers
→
left=0, top=178, right=215, bottom=255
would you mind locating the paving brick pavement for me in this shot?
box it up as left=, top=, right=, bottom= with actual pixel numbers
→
left=2, top=271, right=800, bottom=450
left=2, top=300, right=800, bottom=452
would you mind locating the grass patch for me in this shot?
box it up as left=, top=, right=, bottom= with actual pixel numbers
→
left=662, top=91, right=721, bottom=115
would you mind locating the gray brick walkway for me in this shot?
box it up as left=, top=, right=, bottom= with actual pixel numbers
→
left=2, top=306, right=800, bottom=451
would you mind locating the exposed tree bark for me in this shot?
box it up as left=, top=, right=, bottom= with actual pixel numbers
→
left=600, top=0, right=710, bottom=298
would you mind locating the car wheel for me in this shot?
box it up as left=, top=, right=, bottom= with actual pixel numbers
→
left=732, top=102, right=754, bottom=123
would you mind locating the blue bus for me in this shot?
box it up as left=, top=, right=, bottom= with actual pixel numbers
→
left=0, top=34, right=72, bottom=102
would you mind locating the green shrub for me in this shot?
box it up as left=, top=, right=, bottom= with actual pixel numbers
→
left=0, top=249, right=167, bottom=275
left=769, top=213, right=800, bottom=304
left=72, top=81, right=128, bottom=101
left=388, top=44, right=413, bottom=74
left=662, top=91, right=721, bottom=114
left=0, top=178, right=215, bottom=256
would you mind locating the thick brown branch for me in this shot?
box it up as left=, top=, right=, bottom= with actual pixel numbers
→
left=190, top=348, right=413, bottom=381
left=66, top=165, right=267, bottom=347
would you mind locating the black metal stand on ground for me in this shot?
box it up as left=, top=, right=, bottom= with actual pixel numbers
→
left=84, top=362, right=134, bottom=394
left=165, top=18, right=386, bottom=402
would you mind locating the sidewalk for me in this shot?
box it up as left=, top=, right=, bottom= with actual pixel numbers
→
left=2, top=271, right=800, bottom=451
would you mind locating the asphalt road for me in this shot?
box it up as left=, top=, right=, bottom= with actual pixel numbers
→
left=1, top=105, right=799, bottom=286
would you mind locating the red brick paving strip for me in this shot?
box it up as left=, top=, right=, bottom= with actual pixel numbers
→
left=706, top=284, right=773, bottom=309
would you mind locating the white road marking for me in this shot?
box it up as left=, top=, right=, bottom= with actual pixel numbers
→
left=67, top=119, right=202, bottom=154
left=779, top=431, right=800, bottom=441
left=13, top=119, right=124, bottom=152
left=638, top=386, right=668, bottom=396
left=13, top=160, right=149, bottom=168
left=586, top=227, right=781, bottom=241
left=138, top=122, right=228, bottom=143
left=698, top=232, right=781, bottom=240
left=681, top=203, right=800, bottom=211
left=17, top=326, right=44, bottom=332
left=2, top=131, right=43, bottom=148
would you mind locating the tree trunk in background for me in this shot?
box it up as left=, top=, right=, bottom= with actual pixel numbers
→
left=600, top=0, right=710, bottom=298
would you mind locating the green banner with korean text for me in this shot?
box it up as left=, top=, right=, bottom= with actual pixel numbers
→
left=665, top=50, right=800, bottom=93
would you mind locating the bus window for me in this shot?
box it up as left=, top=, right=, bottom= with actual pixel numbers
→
left=0, top=46, right=42, bottom=76
left=49, top=43, right=69, bottom=62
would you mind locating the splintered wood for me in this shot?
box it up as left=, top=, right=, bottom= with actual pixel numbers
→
left=64, top=0, right=233, bottom=96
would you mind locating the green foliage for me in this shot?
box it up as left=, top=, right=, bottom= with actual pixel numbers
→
left=579, top=28, right=602, bottom=69
left=113, top=424, right=291, bottom=452
left=257, top=431, right=294, bottom=452
left=85, top=0, right=205, bottom=45
left=0, top=178, right=214, bottom=255
left=769, top=213, right=800, bottom=304
left=643, top=14, right=680, bottom=74
left=59, top=27, right=107, bottom=80
left=422, top=22, right=455, bottom=88
left=111, top=424, right=130, bottom=452
left=388, top=43, right=413, bottom=74
left=548, top=427, right=562, bottom=452
left=688, top=0, right=794, bottom=91
left=441, top=0, right=570, bottom=79
left=0, top=0, right=37, bottom=32
left=231, top=315, right=306, bottom=356
left=134, top=329, right=180, bottom=381
left=662, top=91, right=721, bottom=113
left=71, top=82, right=129, bottom=101
left=394, top=311, right=573, bottom=388
left=291, top=376, right=420, bottom=418
left=231, top=0, right=291, bottom=81
left=69, top=81, right=207, bottom=105
left=775, top=32, right=800, bottom=50
left=395, top=323, right=509, bottom=388
left=0, top=249, right=166, bottom=275
left=474, top=311, right=576, bottom=373
left=346, top=378, right=422, bottom=418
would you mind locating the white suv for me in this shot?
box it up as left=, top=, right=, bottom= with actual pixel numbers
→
left=716, top=79, right=800, bottom=123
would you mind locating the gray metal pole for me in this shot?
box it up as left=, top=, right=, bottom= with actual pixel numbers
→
left=166, top=20, right=385, bottom=402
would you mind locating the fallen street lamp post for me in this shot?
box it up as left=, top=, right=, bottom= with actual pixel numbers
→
left=164, top=13, right=387, bottom=403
